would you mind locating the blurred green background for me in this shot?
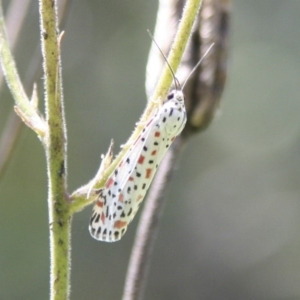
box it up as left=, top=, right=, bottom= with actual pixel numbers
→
left=1, top=1, right=300, bottom=299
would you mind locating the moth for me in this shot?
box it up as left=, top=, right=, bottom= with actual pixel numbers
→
left=89, top=87, right=186, bottom=242
left=89, top=37, right=213, bottom=242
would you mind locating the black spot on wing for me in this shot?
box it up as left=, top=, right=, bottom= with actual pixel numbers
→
left=95, top=214, right=100, bottom=223
left=167, top=93, right=174, bottom=100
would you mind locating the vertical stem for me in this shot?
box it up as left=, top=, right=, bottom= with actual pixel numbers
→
left=39, top=1, right=69, bottom=299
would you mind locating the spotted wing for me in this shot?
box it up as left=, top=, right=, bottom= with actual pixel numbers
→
left=89, top=114, right=159, bottom=242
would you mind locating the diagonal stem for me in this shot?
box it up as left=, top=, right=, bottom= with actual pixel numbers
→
left=0, top=2, right=47, bottom=137
left=70, top=0, right=203, bottom=215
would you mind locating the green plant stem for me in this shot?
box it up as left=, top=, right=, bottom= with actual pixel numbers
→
left=70, top=0, right=203, bottom=214
left=39, top=0, right=69, bottom=299
left=151, top=0, right=202, bottom=105
left=0, top=2, right=46, bottom=138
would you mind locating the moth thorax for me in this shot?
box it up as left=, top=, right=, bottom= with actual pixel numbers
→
left=174, top=90, right=184, bottom=102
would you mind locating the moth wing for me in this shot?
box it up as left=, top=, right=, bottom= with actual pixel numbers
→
left=113, top=116, right=159, bottom=192
left=89, top=114, right=159, bottom=242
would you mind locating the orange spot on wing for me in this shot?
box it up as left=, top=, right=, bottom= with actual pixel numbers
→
left=101, top=212, right=106, bottom=223
left=105, top=177, right=114, bottom=188
left=138, top=155, right=145, bottom=164
left=151, top=150, right=157, bottom=156
left=146, top=168, right=152, bottom=179
left=118, top=193, right=124, bottom=202
left=171, top=136, right=176, bottom=142
left=154, top=131, right=160, bottom=137
left=129, top=176, right=134, bottom=181
left=137, top=195, right=144, bottom=202
left=114, top=220, right=127, bottom=229
left=96, top=201, right=104, bottom=208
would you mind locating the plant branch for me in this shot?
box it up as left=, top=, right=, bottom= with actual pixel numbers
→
left=39, top=0, right=69, bottom=299
left=0, top=0, right=31, bottom=180
left=0, top=0, right=72, bottom=180
left=0, top=3, right=47, bottom=138
left=151, top=0, right=202, bottom=103
left=0, top=0, right=31, bottom=88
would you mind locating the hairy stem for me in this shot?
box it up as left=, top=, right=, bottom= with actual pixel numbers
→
left=0, top=0, right=31, bottom=180
left=39, top=0, right=69, bottom=299
left=151, top=0, right=202, bottom=103
left=0, top=2, right=46, bottom=137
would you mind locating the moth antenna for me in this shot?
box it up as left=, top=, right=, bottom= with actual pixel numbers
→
left=182, top=43, right=215, bottom=89
left=147, top=29, right=180, bottom=91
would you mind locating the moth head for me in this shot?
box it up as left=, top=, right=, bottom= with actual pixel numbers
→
left=164, top=90, right=185, bottom=105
